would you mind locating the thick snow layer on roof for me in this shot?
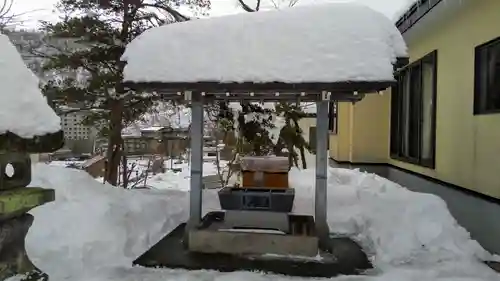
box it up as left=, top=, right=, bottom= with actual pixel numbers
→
left=122, top=2, right=407, bottom=85
left=0, top=34, right=61, bottom=138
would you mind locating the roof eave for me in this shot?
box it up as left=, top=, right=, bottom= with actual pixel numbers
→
left=121, top=80, right=396, bottom=102
left=396, top=0, right=471, bottom=41
left=395, top=0, right=444, bottom=34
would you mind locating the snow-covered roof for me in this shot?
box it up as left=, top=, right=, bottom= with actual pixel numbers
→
left=121, top=2, right=407, bottom=95
left=0, top=33, right=61, bottom=138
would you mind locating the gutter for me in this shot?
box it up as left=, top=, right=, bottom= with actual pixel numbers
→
left=395, top=0, right=471, bottom=45
left=395, top=0, right=444, bottom=34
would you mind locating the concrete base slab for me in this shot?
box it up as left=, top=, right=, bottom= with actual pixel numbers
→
left=133, top=222, right=372, bottom=278
left=224, top=210, right=289, bottom=232
left=188, top=211, right=317, bottom=256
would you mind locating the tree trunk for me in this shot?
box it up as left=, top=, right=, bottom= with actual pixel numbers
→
left=292, top=118, right=307, bottom=169
left=105, top=99, right=124, bottom=186
left=299, top=145, right=307, bottom=169
left=121, top=147, right=128, bottom=188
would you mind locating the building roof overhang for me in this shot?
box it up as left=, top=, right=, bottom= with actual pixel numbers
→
left=396, top=0, right=472, bottom=43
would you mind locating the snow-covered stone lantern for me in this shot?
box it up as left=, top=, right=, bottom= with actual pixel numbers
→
left=0, top=34, right=64, bottom=280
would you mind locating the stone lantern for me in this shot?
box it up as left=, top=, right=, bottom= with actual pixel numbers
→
left=0, top=32, right=65, bottom=281
left=0, top=131, right=64, bottom=280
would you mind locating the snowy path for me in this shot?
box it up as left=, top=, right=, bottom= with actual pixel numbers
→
left=20, top=164, right=500, bottom=281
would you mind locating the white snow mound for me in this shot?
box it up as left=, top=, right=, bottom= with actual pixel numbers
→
left=26, top=164, right=188, bottom=280
left=290, top=168, right=494, bottom=267
left=22, top=164, right=499, bottom=281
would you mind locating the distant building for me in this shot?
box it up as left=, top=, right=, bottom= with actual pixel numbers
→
left=58, top=107, right=99, bottom=154
left=95, top=126, right=190, bottom=157
left=144, top=126, right=189, bottom=158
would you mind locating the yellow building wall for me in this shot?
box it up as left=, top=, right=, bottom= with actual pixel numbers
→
left=298, top=117, right=316, bottom=144
left=350, top=93, right=391, bottom=163
left=329, top=0, right=500, bottom=199
left=329, top=102, right=352, bottom=162
left=329, top=94, right=391, bottom=164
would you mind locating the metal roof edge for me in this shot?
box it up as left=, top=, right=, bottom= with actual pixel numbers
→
left=395, top=0, right=443, bottom=34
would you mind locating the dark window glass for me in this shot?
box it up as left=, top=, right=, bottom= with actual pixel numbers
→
left=390, top=51, right=437, bottom=168
left=474, top=37, right=500, bottom=114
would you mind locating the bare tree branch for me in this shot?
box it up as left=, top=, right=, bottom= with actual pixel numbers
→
left=0, top=0, right=48, bottom=30
left=289, top=0, right=300, bottom=7
left=142, top=2, right=190, bottom=22
left=237, top=0, right=261, bottom=12
left=0, top=0, right=14, bottom=18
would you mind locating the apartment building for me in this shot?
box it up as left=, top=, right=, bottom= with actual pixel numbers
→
left=59, top=108, right=98, bottom=154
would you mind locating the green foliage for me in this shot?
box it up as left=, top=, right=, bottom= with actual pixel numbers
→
left=217, top=101, right=313, bottom=168
left=218, top=102, right=273, bottom=156
left=40, top=0, right=209, bottom=132
left=38, top=0, right=209, bottom=185
left=40, top=1, right=147, bottom=129
left=274, top=102, right=313, bottom=167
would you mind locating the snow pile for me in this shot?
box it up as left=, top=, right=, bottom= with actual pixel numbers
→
left=0, top=33, right=61, bottom=138
left=26, top=164, right=189, bottom=280
left=22, top=163, right=498, bottom=281
left=291, top=168, right=498, bottom=280
left=147, top=161, right=225, bottom=191
left=122, top=2, right=407, bottom=84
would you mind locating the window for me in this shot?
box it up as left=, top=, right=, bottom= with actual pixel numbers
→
left=474, top=37, right=500, bottom=114
left=390, top=51, right=437, bottom=168
left=328, top=102, right=338, bottom=134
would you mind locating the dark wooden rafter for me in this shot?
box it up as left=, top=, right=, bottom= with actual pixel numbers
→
left=121, top=81, right=394, bottom=102
left=120, top=57, right=409, bottom=102
left=122, top=80, right=394, bottom=93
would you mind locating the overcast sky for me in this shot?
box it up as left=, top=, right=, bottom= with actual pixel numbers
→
left=9, top=0, right=414, bottom=28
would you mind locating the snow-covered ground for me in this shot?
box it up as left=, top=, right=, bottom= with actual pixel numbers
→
left=19, top=162, right=499, bottom=281
left=48, top=155, right=229, bottom=189
left=147, top=160, right=227, bottom=191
